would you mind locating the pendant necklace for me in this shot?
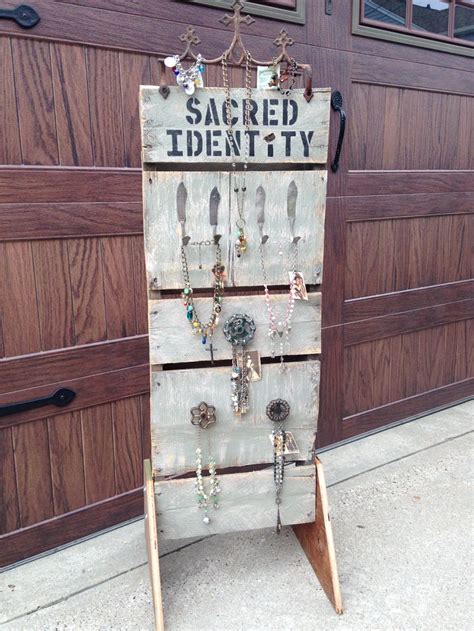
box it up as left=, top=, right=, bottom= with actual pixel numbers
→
left=164, top=54, right=205, bottom=95
left=258, top=181, right=300, bottom=372
left=222, top=50, right=252, bottom=258
left=191, top=401, right=220, bottom=524
left=178, top=183, right=225, bottom=360
left=223, top=313, right=256, bottom=415
left=266, top=398, right=290, bottom=533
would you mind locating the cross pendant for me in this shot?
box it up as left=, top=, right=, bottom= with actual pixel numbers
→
left=206, top=343, right=217, bottom=364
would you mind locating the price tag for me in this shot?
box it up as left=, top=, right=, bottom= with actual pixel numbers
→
left=269, top=431, right=300, bottom=455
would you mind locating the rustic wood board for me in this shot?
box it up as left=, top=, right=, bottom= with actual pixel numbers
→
left=227, top=170, right=326, bottom=288
left=140, top=87, right=331, bottom=164
left=144, top=460, right=165, bottom=631
left=149, top=293, right=321, bottom=364
left=293, top=458, right=343, bottom=614
left=143, top=170, right=326, bottom=289
left=151, top=360, right=319, bottom=475
left=155, top=464, right=315, bottom=539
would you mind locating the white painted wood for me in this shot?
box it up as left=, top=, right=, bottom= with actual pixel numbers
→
left=143, top=170, right=326, bottom=289
left=140, top=87, right=331, bottom=164
left=229, top=170, right=326, bottom=288
left=151, top=360, right=319, bottom=475
left=149, top=293, right=321, bottom=364
left=143, top=170, right=229, bottom=290
left=155, top=464, right=315, bottom=539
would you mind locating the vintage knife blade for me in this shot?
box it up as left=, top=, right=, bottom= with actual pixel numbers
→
left=256, top=185, right=266, bottom=229
left=256, top=185, right=269, bottom=243
left=176, top=181, right=188, bottom=240
left=287, top=180, right=298, bottom=237
left=209, top=186, right=220, bottom=228
left=209, top=186, right=221, bottom=241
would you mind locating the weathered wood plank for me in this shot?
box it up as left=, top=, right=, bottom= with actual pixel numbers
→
left=149, top=293, right=321, bottom=364
left=143, top=170, right=326, bottom=289
left=293, top=458, right=343, bottom=614
left=227, top=170, right=326, bottom=287
left=151, top=360, right=319, bottom=475
left=144, top=460, right=164, bottom=631
left=155, top=464, right=315, bottom=539
left=140, top=87, right=331, bottom=164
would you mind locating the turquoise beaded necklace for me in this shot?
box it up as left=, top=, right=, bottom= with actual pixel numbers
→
left=180, top=238, right=225, bottom=348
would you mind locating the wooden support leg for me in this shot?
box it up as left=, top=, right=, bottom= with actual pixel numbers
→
left=145, top=457, right=341, bottom=628
left=293, top=457, right=343, bottom=614
left=144, top=459, right=165, bottom=631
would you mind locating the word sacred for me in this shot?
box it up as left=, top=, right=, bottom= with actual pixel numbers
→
left=166, top=97, right=315, bottom=159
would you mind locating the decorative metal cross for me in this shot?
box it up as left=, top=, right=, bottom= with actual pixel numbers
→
left=206, top=342, right=218, bottom=364
left=219, top=0, right=255, bottom=29
left=273, top=29, right=294, bottom=55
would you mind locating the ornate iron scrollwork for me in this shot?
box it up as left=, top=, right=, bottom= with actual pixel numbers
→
left=159, top=0, right=314, bottom=102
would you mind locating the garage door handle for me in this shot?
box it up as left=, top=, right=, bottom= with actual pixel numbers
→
left=0, top=4, right=40, bottom=29
left=0, top=388, right=76, bottom=417
left=330, top=91, right=346, bottom=173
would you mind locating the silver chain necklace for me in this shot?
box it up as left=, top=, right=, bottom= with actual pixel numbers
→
left=222, top=51, right=252, bottom=258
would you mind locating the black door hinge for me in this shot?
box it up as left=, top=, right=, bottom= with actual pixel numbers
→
left=0, top=5, right=40, bottom=29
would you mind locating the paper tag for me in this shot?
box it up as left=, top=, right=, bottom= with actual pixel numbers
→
left=257, top=64, right=279, bottom=90
left=246, top=350, right=262, bottom=381
left=269, top=431, right=300, bottom=455
left=289, top=270, right=308, bottom=301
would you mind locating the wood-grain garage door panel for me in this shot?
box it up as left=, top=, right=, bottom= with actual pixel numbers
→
left=0, top=236, right=147, bottom=358
left=0, top=17, right=152, bottom=564
left=2, top=37, right=154, bottom=168
left=0, top=428, right=20, bottom=534
left=344, top=319, right=472, bottom=418
left=345, top=214, right=472, bottom=299
left=49, top=411, right=87, bottom=514
left=0, top=394, right=148, bottom=536
left=349, top=84, right=473, bottom=171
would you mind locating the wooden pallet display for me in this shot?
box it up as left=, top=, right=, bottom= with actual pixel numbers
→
left=140, top=82, right=342, bottom=629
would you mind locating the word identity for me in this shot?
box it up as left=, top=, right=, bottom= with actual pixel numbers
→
left=165, top=97, right=316, bottom=159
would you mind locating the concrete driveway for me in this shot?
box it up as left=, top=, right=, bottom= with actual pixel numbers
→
left=1, top=400, right=473, bottom=630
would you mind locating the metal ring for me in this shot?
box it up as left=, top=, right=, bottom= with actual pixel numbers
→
left=236, top=219, right=246, bottom=229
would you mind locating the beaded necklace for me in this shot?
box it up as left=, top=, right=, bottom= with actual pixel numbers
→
left=260, top=247, right=297, bottom=372
left=178, top=183, right=225, bottom=360
left=195, top=449, right=220, bottom=524
left=165, top=54, right=204, bottom=95
left=180, top=240, right=225, bottom=350
left=258, top=182, right=299, bottom=372
left=266, top=398, right=290, bottom=533
left=191, top=402, right=220, bottom=524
